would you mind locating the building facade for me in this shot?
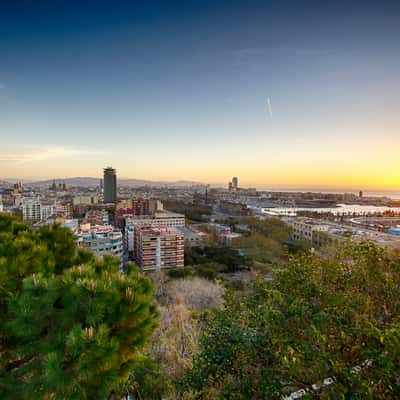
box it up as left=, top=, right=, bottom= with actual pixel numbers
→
left=134, top=226, right=184, bottom=271
left=116, top=198, right=163, bottom=227
left=232, top=176, right=238, bottom=191
left=103, top=167, right=117, bottom=204
left=22, top=199, right=55, bottom=222
left=73, top=195, right=99, bottom=206
left=124, top=210, right=185, bottom=258
left=78, top=224, right=123, bottom=259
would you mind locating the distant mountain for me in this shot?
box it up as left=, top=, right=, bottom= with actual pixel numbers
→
left=26, top=177, right=204, bottom=188
left=119, top=179, right=204, bottom=187
left=28, top=177, right=100, bottom=187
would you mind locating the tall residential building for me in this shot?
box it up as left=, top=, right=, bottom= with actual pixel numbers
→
left=103, top=167, right=117, bottom=203
left=124, top=210, right=185, bottom=258
left=134, top=226, right=184, bottom=271
left=232, top=176, right=238, bottom=191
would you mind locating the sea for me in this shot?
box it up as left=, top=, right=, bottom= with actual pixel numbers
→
left=256, top=188, right=400, bottom=200
left=262, top=204, right=400, bottom=216
left=257, top=188, right=400, bottom=215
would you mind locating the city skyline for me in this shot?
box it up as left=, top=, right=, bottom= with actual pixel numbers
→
left=1, top=1, right=400, bottom=189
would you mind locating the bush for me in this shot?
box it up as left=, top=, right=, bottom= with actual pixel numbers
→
left=179, top=242, right=400, bottom=398
left=167, top=267, right=193, bottom=279
left=193, top=263, right=221, bottom=280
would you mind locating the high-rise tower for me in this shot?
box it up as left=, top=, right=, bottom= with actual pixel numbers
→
left=232, top=176, right=238, bottom=191
left=103, top=167, right=117, bottom=203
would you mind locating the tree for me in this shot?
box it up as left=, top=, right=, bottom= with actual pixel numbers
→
left=234, top=233, right=285, bottom=263
left=163, top=200, right=212, bottom=222
left=185, top=246, right=248, bottom=273
left=240, top=217, right=292, bottom=243
left=179, top=242, right=400, bottom=399
left=0, top=214, right=158, bottom=399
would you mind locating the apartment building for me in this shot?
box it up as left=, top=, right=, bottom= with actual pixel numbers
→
left=54, top=202, right=73, bottom=219
left=116, top=198, right=162, bottom=215
left=291, top=219, right=334, bottom=248
left=78, top=223, right=123, bottom=259
left=116, top=198, right=163, bottom=227
left=22, top=198, right=55, bottom=222
left=72, top=195, right=99, bottom=206
left=134, top=226, right=184, bottom=271
left=124, top=210, right=185, bottom=257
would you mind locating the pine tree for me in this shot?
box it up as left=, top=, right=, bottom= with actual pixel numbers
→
left=0, top=214, right=158, bottom=399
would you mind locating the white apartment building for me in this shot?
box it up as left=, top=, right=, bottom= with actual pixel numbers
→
left=22, top=199, right=41, bottom=221
left=40, top=204, right=55, bottom=221
left=78, top=224, right=123, bottom=260
left=124, top=210, right=185, bottom=258
left=290, top=219, right=334, bottom=248
left=22, top=198, right=56, bottom=222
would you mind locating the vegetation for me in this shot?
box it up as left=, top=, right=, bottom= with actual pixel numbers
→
left=232, top=217, right=292, bottom=266
left=179, top=242, right=400, bottom=399
left=185, top=246, right=248, bottom=273
left=0, top=214, right=158, bottom=399
left=240, top=216, right=292, bottom=243
left=145, top=273, right=224, bottom=398
left=3, top=213, right=400, bottom=398
left=235, top=233, right=286, bottom=264
left=163, top=200, right=212, bottom=222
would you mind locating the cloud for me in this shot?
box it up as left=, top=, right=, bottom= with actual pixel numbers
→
left=0, top=83, right=5, bottom=90
left=0, top=147, right=100, bottom=163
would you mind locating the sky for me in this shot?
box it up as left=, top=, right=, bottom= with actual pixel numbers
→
left=1, top=0, right=400, bottom=189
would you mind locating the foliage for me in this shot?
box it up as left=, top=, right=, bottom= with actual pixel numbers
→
left=165, top=277, right=224, bottom=312
left=166, top=263, right=226, bottom=281
left=234, top=233, right=286, bottom=263
left=163, top=200, right=212, bottom=222
left=146, top=275, right=224, bottom=389
left=240, top=216, right=292, bottom=243
left=167, top=267, right=194, bottom=279
left=185, top=246, right=248, bottom=273
left=232, top=217, right=291, bottom=267
left=117, top=355, right=173, bottom=400
left=193, top=263, right=221, bottom=280
left=223, top=279, right=246, bottom=291
left=179, top=242, right=400, bottom=399
left=0, top=214, right=158, bottom=399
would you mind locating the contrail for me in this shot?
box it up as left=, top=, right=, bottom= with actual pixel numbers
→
left=267, top=97, right=273, bottom=117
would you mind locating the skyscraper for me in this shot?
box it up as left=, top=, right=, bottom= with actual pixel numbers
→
left=103, top=167, right=117, bottom=203
left=232, top=176, right=238, bottom=191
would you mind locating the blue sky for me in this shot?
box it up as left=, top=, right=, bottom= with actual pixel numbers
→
left=1, top=1, right=400, bottom=188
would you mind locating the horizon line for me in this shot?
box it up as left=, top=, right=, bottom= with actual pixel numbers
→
left=1, top=176, right=400, bottom=193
